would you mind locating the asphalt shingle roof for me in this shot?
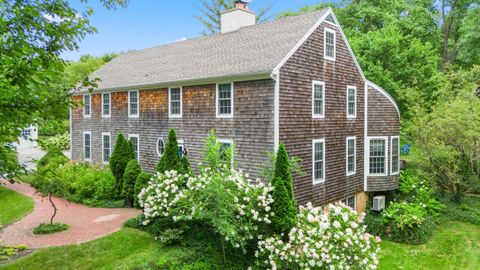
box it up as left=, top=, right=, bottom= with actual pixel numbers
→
left=90, top=9, right=328, bottom=90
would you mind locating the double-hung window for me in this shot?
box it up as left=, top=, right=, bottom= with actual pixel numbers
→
left=312, top=81, right=325, bottom=118
left=342, top=195, right=356, bottom=210
left=83, top=131, right=91, bottom=161
left=102, top=93, right=111, bottom=117
left=102, top=132, right=111, bottom=163
left=218, top=139, right=234, bottom=165
left=368, top=137, right=388, bottom=175
left=169, top=87, right=182, bottom=117
left=128, top=134, right=139, bottom=161
left=324, top=28, right=336, bottom=61
left=128, top=90, right=139, bottom=117
left=346, top=136, right=356, bottom=175
left=312, top=139, right=325, bottom=184
left=83, top=94, right=91, bottom=117
left=346, top=86, right=356, bottom=118
left=391, top=136, right=400, bottom=175
left=216, top=83, right=233, bottom=118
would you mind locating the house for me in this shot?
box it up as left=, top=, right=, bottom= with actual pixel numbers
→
left=70, top=2, right=400, bottom=212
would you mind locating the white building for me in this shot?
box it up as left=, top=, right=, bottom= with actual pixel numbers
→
left=14, top=125, right=38, bottom=149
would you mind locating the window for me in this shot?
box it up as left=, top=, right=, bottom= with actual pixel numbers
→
left=128, top=134, right=139, bottom=161
left=128, top=90, right=139, bottom=117
left=102, top=93, right=110, bottom=117
left=177, top=139, right=184, bottom=157
left=324, top=28, right=336, bottom=60
left=157, top=138, right=165, bottom=157
left=216, top=83, right=233, bottom=118
left=218, top=139, right=234, bottom=164
left=342, top=195, right=356, bottom=210
left=83, top=94, right=91, bottom=117
left=83, top=131, right=91, bottom=161
left=312, top=81, right=325, bottom=118
left=369, top=137, right=388, bottom=175
left=391, top=136, right=400, bottom=174
left=169, top=87, right=182, bottom=117
left=102, top=132, right=111, bottom=163
left=21, top=129, right=31, bottom=138
left=346, top=136, right=356, bottom=175
left=312, top=139, right=325, bottom=184
left=346, top=86, right=356, bottom=118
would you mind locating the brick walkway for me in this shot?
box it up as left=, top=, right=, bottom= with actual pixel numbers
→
left=0, top=179, right=140, bottom=248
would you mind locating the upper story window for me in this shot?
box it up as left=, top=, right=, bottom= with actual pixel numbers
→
left=102, top=132, right=111, bottom=163
left=102, top=93, right=111, bottom=117
left=346, top=136, right=356, bottom=175
left=312, top=81, right=325, bottom=118
left=83, top=94, right=91, bottom=117
left=347, top=86, right=356, bottom=118
left=312, top=139, right=325, bottom=184
left=128, top=134, right=139, bottom=161
left=341, top=194, right=356, bottom=210
left=128, top=90, right=139, bottom=117
left=216, top=83, right=233, bottom=118
left=391, top=136, right=400, bottom=175
left=369, top=137, right=388, bottom=175
left=83, top=131, right=91, bottom=161
left=169, top=87, right=182, bottom=118
left=324, top=28, right=336, bottom=61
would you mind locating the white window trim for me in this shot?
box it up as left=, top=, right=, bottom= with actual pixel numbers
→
left=156, top=137, right=165, bottom=157
left=101, top=132, right=111, bottom=164
left=367, top=136, right=389, bottom=176
left=101, top=93, right=111, bottom=118
left=312, top=138, right=326, bottom=184
left=312, top=80, right=325, bottom=118
left=128, top=90, right=139, bottom=118
left=341, top=194, right=357, bottom=210
left=128, top=134, right=140, bottom=161
left=323, top=28, right=336, bottom=61
left=168, top=87, right=182, bottom=118
left=391, top=136, right=400, bottom=175
left=217, top=138, right=234, bottom=164
left=83, top=94, right=91, bottom=118
left=346, top=85, right=357, bottom=119
left=346, top=136, right=356, bottom=176
left=216, top=82, right=234, bottom=118
left=83, top=131, right=91, bottom=161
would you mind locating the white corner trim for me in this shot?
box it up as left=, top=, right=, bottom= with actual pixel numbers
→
left=364, top=82, right=368, bottom=191
left=312, top=138, right=326, bottom=184
left=346, top=136, right=356, bottom=176
left=323, top=27, right=336, bottom=61
left=346, top=85, right=357, bottom=119
left=271, top=72, right=280, bottom=152
left=128, top=90, right=140, bottom=118
left=215, top=82, right=234, bottom=118
left=168, top=86, right=183, bottom=118
left=312, top=80, right=325, bottom=118
left=366, top=80, right=400, bottom=118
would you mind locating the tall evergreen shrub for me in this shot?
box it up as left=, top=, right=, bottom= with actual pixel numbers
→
left=134, top=171, right=151, bottom=208
left=122, top=159, right=141, bottom=207
left=156, top=129, right=182, bottom=173
left=110, top=133, right=135, bottom=196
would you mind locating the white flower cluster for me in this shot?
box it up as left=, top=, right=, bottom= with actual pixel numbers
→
left=256, top=203, right=381, bottom=270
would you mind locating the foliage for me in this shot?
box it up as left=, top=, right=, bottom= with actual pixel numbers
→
left=383, top=201, right=427, bottom=230
left=258, top=150, right=306, bottom=181
left=134, top=172, right=151, bottom=208
left=156, top=129, right=183, bottom=174
left=255, top=203, right=381, bottom=270
left=0, top=243, right=28, bottom=263
left=364, top=211, right=385, bottom=237
left=443, top=197, right=480, bottom=225
left=33, top=223, right=69, bottom=235
left=0, top=145, right=23, bottom=179
left=38, top=120, right=69, bottom=136
left=270, top=143, right=297, bottom=235
left=0, top=186, right=34, bottom=227
left=121, top=159, right=141, bottom=207
left=110, top=133, right=135, bottom=196
left=38, top=133, right=70, bottom=150
left=37, top=147, right=68, bottom=168
left=200, top=130, right=234, bottom=171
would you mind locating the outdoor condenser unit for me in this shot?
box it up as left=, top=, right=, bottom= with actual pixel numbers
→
left=372, top=196, right=386, bottom=211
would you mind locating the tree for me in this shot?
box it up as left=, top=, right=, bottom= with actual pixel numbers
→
left=156, top=129, right=182, bottom=173
left=200, top=130, right=234, bottom=172
left=122, top=159, right=141, bottom=207
left=134, top=171, right=151, bottom=208
left=195, top=0, right=272, bottom=34
left=0, top=0, right=127, bottom=178
left=110, top=134, right=135, bottom=196
left=270, top=144, right=297, bottom=235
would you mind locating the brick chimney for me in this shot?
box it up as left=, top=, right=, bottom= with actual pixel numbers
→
left=220, top=0, right=256, bottom=34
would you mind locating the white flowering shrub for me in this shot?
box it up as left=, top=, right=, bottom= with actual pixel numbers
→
left=39, top=132, right=70, bottom=150
left=255, top=203, right=381, bottom=270
left=138, top=167, right=274, bottom=251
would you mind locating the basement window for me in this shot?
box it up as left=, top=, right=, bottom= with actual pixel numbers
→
left=342, top=194, right=356, bottom=210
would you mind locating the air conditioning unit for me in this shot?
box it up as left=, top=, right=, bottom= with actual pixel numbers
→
left=372, top=196, right=386, bottom=211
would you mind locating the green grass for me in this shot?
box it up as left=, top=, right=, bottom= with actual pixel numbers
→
left=379, top=221, right=480, bottom=270
left=0, top=186, right=34, bottom=227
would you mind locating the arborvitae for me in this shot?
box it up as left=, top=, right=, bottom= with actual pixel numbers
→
left=180, top=156, right=191, bottom=174
left=110, top=133, right=135, bottom=196
left=270, top=143, right=298, bottom=235
left=156, top=129, right=182, bottom=173
left=122, top=159, right=141, bottom=207
left=134, top=172, right=151, bottom=208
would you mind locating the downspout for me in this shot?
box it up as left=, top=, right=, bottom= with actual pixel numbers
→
left=271, top=70, right=280, bottom=152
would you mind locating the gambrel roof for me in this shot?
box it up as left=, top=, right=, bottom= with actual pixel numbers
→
left=88, top=9, right=328, bottom=91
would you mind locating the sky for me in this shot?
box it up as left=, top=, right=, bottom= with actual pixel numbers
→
left=62, top=0, right=329, bottom=60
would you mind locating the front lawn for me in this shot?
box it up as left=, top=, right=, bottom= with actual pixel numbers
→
left=0, top=186, right=34, bottom=227
left=379, top=221, right=480, bottom=270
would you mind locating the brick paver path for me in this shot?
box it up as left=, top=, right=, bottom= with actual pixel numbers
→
left=0, top=179, right=140, bottom=248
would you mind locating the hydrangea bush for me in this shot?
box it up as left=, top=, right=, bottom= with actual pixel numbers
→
left=255, top=203, right=381, bottom=270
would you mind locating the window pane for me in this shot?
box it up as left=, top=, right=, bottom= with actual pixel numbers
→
left=170, top=88, right=181, bottom=115
left=314, top=142, right=324, bottom=181
left=130, top=137, right=139, bottom=160
left=103, top=135, right=110, bottom=162
left=103, top=94, right=110, bottom=115
left=313, top=84, right=324, bottom=115
left=325, top=31, right=335, bottom=58
left=369, top=139, right=385, bottom=174
left=129, top=92, right=138, bottom=115
left=218, top=84, right=232, bottom=115
left=84, top=133, right=91, bottom=160
left=84, top=95, right=90, bottom=115
left=392, top=138, right=399, bottom=173
left=347, top=139, right=355, bottom=173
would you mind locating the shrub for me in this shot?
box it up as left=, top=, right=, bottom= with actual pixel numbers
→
left=110, top=133, right=135, bottom=196
left=255, top=203, right=381, bottom=270
left=443, top=197, right=480, bottom=225
left=38, top=120, right=69, bottom=136
left=38, top=133, right=70, bottom=150
left=122, top=159, right=141, bottom=207
left=33, top=223, right=69, bottom=235
left=364, top=211, right=385, bottom=237
left=200, top=130, right=232, bottom=172
left=134, top=172, right=151, bottom=208
left=156, top=129, right=182, bottom=173
left=37, top=147, right=68, bottom=168
left=389, top=216, right=435, bottom=245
